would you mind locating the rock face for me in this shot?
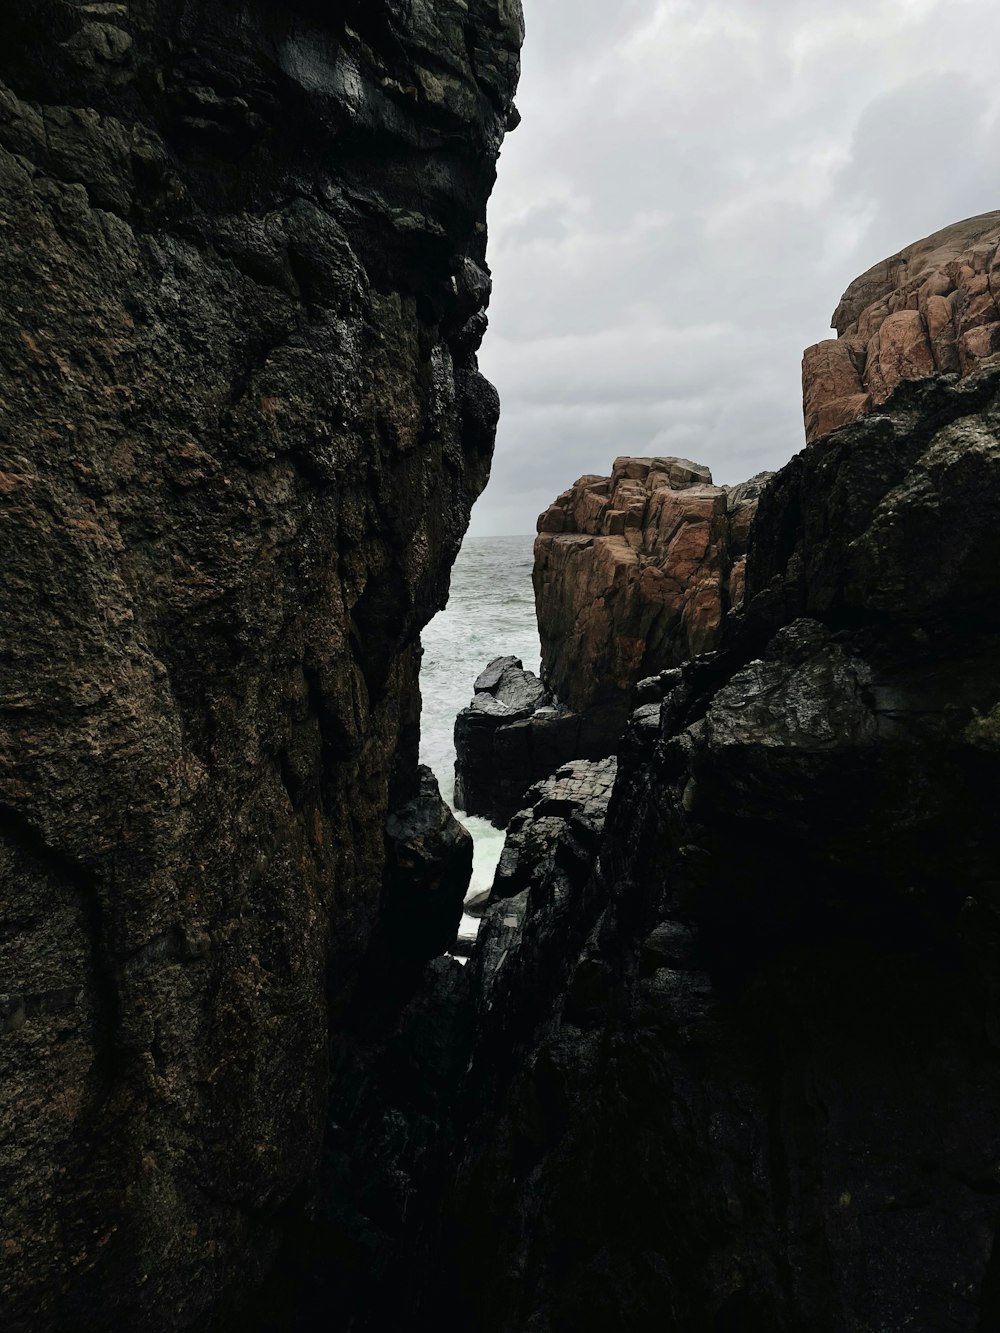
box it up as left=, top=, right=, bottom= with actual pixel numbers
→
left=490, top=757, right=617, bottom=903
left=0, top=3, right=520, bottom=1330
left=534, top=457, right=770, bottom=747
left=406, top=360, right=1000, bottom=1325
left=381, top=766, right=473, bottom=974
left=247, top=758, right=619, bottom=1333
left=803, top=210, right=1000, bottom=441
left=454, top=657, right=609, bottom=826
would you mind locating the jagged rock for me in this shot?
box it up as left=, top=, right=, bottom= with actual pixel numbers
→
left=0, top=3, right=521, bottom=1329
left=533, top=457, right=771, bottom=749
left=454, top=657, right=609, bottom=826
left=462, top=889, right=493, bottom=917
left=473, top=656, right=523, bottom=692
left=462, top=757, right=618, bottom=1077
left=381, top=766, right=473, bottom=971
left=406, top=332, right=1000, bottom=1328
left=803, top=210, right=1000, bottom=441
left=491, top=758, right=618, bottom=901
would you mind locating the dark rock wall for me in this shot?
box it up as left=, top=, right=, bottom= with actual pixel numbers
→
left=409, top=367, right=1000, bottom=1332
left=453, top=656, right=612, bottom=827
left=0, top=3, right=520, bottom=1329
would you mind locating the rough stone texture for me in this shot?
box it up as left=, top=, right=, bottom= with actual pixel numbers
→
left=803, top=210, right=1000, bottom=441
left=490, top=757, right=617, bottom=903
left=246, top=759, right=619, bottom=1333
left=453, top=656, right=609, bottom=827
left=534, top=457, right=770, bottom=747
left=380, top=765, right=473, bottom=972
left=0, top=2, right=520, bottom=1329
left=406, top=368, right=1000, bottom=1327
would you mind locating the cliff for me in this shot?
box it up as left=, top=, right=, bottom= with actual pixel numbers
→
left=452, top=460, right=768, bottom=827
left=534, top=456, right=769, bottom=744
left=0, top=3, right=520, bottom=1329
left=399, top=232, right=1000, bottom=1331
left=803, top=210, right=1000, bottom=441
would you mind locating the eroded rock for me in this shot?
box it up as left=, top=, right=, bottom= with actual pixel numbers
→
left=410, top=312, right=1000, bottom=1332
left=454, top=657, right=610, bottom=826
left=803, top=210, right=1000, bottom=441
left=381, top=766, right=473, bottom=971
left=0, top=2, right=521, bottom=1329
left=533, top=458, right=771, bottom=746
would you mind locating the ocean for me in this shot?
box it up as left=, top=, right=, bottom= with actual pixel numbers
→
left=420, top=534, right=540, bottom=925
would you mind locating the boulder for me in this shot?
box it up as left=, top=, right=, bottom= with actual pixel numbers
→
left=803, top=210, right=1000, bottom=442
left=382, top=767, right=473, bottom=971
left=454, top=658, right=610, bottom=827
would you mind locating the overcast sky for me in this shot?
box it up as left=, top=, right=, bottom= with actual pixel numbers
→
left=470, top=0, right=1000, bottom=535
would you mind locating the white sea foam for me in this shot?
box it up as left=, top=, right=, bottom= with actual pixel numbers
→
left=420, top=535, right=540, bottom=921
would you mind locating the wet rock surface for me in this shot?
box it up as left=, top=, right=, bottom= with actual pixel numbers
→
left=0, top=2, right=520, bottom=1329
left=454, top=657, right=609, bottom=826
left=406, top=368, right=1000, bottom=1329
left=534, top=457, right=771, bottom=749
left=803, top=210, right=1000, bottom=441
left=380, top=766, right=473, bottom=973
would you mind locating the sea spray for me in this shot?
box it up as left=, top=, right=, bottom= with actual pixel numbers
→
left=421, top=535, right=540, bottom=944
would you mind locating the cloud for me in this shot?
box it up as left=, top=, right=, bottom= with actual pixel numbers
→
left=471, top=0, right=1000, bottom=535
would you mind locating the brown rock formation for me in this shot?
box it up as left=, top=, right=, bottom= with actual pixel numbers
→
left=533, top=457, right=770, bottom=741
left=803, top=210, right=1000, bottom=441
left=0, top=2, right=521, bottom=1329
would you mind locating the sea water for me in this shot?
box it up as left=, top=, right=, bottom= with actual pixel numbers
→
left=420, top=535, right=540, bottom=944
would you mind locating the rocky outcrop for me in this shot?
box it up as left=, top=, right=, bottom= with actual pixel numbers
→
left=534, top=457, right=770, bottom=747
left=248, top=758, right=618, bottom=1333
left=490, top=757, right=617, bottom=902
left=403, top=347, right=1000, bottom=1327
left=455, top=462, right=769, bottom=825
left=380, top=766, right=473, bottom=975
left=453, top=657, right=609, bottom=826
left=0, top=3, right=520, bottom=1330
left=803, top=210, right=1000, bottom=441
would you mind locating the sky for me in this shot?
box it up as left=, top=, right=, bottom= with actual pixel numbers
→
left=470, top=0, right=1000, bottom=535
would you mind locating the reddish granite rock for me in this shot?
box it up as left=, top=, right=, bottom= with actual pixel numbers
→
left=804, top=211, right=1000, bottom=441
left=533, top=458, right=770, bottom=737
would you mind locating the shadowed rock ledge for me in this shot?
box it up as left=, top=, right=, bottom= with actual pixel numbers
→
left=0, top=3, right=521, bottom=1329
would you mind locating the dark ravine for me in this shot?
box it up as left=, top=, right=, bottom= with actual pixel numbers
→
left=5, top=7, right=1000, bottom=1331
left=0, top=3, right=521, bottom=1329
